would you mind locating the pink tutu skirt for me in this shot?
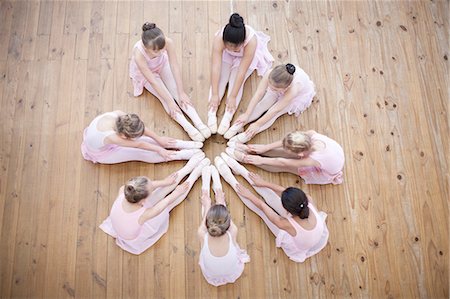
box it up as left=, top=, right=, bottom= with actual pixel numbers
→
left=99, top=209, right=170, bottom=255
left=81, top=129, right=120, bottom=163
left=298, top=166, right=343, bottom=185
left=198, top=245, right=250, bottom=287
left=222, top=30, right=274, bottom=77
left=275, top=212, right=329, bottom=263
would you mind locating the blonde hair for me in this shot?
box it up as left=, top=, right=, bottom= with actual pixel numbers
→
left=206, top=204, right=231, bottom=237
left=269, top=63, right=296, bottom=88
left=124, top=176, right=149, bottom=203
left=282, top=131, right=312, bottom=154
left=115, top=114, right=145, bottom=138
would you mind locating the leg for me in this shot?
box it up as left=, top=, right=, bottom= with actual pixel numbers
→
left=159, top=64, right=211, bottom=139
left=201, top=166, right=212, bottom=217
left=246, top=89, right=280, bottom=123
left=217, top=67, right=254, bottom=135
left=220, top=153, right=288, bottom=217
left=146, top=152, right=206, bottom=207
left=227, top=149, right=299, bottom=175
left=98, top=146, right=198, bottom=164
left=214, top=157, right=280, bottom=236
left=144, top=78, right=204, bottom=142
left=208, top=62, right=232, bottom=133
left=224, top=89, right=279, bottom=139
left=252, top=107, right=289, bottom=134
left=172, top=139, right=203, bottom=149
left=166, top=158, right=210, bottom=212
left=210, top=166, right=226, bottom=206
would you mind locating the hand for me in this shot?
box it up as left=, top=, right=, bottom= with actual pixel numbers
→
left=158, top=136, right=177, bottom=148
left=163, top=173, right=178, bottom=186
left=201, top=192, right=211, bottom=206
left=158, top=148, right=176, bottom=161
left=168, top=104, right=181, bottom=118
left=226, top=96, right=237, bottom=112
left=245, top=123, right=260, bottom=138
left=249, top=172, right=266, bottom=187
left=236, top=184, right=254, bottom=199
left=247, top=144, right=267, bottom=154
left=173, top=181, right=190, bottom=196
left=244, top=154, right=263, bottom=165
left=235, top=112, right=249, bottom=125
left=178, top=92, right=192, bottom=110
left=208, top=94, right=220, bottom=112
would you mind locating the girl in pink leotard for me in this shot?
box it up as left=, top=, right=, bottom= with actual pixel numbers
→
left=228, top=130, right=345, bottom=185
left=130, top=22, right=210, bottom=142
left=99, top=155, right=210, bottom=254
left=197, top=165, right=249, bottom=286
left=81, top=110, right=202, bottom=164
left=206, top=13, right=274, bottom=135
left=224, top=63, right=315, bottom=142
left=216, top=153, right=329, bottom=263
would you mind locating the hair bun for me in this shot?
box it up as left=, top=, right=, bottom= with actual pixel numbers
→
left=142, top=22, right=156, bottom=31
left=229, top=13, right=244, bottom=28
left=126, top=185, right=135, bottom=193
left=286, top=63, right=296, bottom=75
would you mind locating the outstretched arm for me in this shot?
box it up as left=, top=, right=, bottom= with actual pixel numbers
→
left=248, top=172, right=285, bottom=197
left=236, top=184, right=294, bottom=235
left=246, top=155, right=319, bottom=169
left=106, top=134, right=174, bottom=161
left=134, top=48, right=180, bottom=116
left=166, top=38, right=192, bottom=109
left=209, top=35, right=225, bottom=111
left=139, top=182, right=189, bottom=224
left=235, top=72, right=270, bottom=125
left=226, top=37, right=257, bottom=111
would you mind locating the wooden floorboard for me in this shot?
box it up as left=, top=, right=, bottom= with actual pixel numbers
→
left=0, top=1, right=448, bottom=298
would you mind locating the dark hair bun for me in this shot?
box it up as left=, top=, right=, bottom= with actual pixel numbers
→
left=286, top=63, right=296, bottom=75
left=229, top=13, right=244, bottom=28
left=142, top=22, right=156, bottom=31
left=126, top=185, right=135, bottom=193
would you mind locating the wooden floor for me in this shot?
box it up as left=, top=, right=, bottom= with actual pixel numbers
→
left=0, top=1, right=448, bottom=298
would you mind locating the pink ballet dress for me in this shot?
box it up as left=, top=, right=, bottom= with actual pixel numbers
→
left=99, top=193, right=170, bottom=255
left=198, top=231, right=250, bottom=286
left=81, top=112, right=120, bottom=163
left=269, top=64, right=316, bottom=117
left=129, top=40, right=169, bottom=97
left=298, top=133, right=345, bottom=185
left=220, top=25, right=274, bottom=76
left=275, top=204, right=329, bottom=263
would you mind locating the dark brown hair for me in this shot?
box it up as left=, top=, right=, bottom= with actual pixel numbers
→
left=142, top=22, right=166, bottom=50
left=223, top=13, right=246, bottom=45
left=281, top=187, right=309, bottom=219
left=269, top=64, right=296, bottom=88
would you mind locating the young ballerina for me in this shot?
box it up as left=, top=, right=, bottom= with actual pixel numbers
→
left=81, top=110, right=203, bottom=164
left=227, top=130, right=344, bottom=185
left=99, top=154, right=210, bottom=255
left=207, top=13, right=274, bottom=135
left=224, top=63, right=316, bottom=142
left=198, top=165, right=250, bottom=286
left=215, top=153, right=329, bottom=263
left=130, top=22, right=211, bottom=141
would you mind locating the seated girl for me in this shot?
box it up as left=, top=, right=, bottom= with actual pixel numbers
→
left=228, top=130, right=344, bottom=185
left=81, top=110, right=202, bottom=164
left=197, top=165, right=249, bottom=286
left=216, top=153, right=329, bottom=263
left=99, top=154, right=210, bottom=254
left=224, top=63, right=315, bottom=142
